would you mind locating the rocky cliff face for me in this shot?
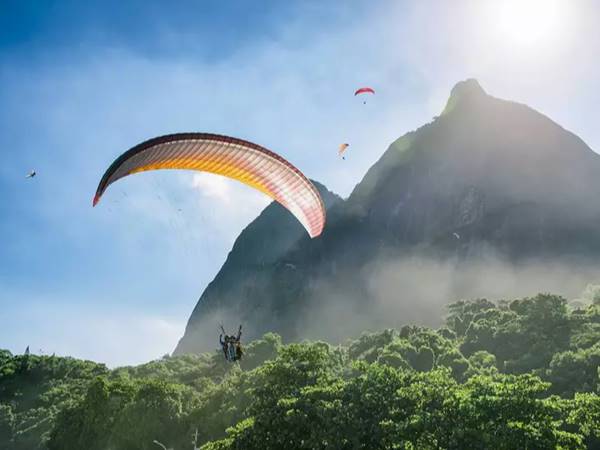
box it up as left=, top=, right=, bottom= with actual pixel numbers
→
left=174, top=182, right=342, bottom=354
left=174, top=80, right=600, bottom=355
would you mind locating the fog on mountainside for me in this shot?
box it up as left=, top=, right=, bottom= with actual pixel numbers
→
left=175, top=79, right=600, bottom=354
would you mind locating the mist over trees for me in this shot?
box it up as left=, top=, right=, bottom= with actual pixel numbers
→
left=1, top=293, right=599, bottom=449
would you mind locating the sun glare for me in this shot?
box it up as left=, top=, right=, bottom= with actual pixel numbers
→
left=493, top=0, right=563, bottom=46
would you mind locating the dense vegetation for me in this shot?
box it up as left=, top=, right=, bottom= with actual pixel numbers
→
left=2, top=292, right=600, bottom=449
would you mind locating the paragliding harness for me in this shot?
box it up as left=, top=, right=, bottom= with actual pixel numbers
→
left=220, top=325, right=243, bottom=362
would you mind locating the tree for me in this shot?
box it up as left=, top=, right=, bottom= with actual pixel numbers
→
left=566, top=393, right=600, bottom=448
left=111, top=380, right=197, bottom=450
left=547, top=343, right=600, bottom=396
left=48, top=377, right=137, bottom=450
left=0, top=403, right=15, bottom=447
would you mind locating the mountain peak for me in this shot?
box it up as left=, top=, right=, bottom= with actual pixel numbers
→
left=442, top=78, right=487, bottom=115
left=451, top=78, right=486, bottom=98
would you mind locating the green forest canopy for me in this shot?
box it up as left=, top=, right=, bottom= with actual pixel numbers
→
left=1, top=293, right=599, bottom=449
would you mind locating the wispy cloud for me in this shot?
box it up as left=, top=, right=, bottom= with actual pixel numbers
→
left=0, top=286, right=186, bottom=367
left=190, top=173, right=271, bottom=244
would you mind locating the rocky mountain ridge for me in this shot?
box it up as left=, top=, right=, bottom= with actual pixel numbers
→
left=174, top=79, right=600, bottom=354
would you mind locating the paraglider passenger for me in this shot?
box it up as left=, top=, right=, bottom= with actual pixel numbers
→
left=233, top=325, right=243, bottom=361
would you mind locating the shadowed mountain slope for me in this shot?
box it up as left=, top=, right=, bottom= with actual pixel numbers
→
left=174, top=80, right=600, bottom=354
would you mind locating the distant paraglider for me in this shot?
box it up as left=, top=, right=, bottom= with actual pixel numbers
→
left=354, top=87, right=375, bottom=104
left=93, top=133, right=326, bottom=238
left=453, top=232, right=461, bottom=240
left=25, top=170, right=36, bottom=179
left=338, top=143, right=349, bottom=160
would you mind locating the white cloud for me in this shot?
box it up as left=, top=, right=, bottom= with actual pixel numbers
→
left=68, top=314, right=185, bottom=367
left=189, top=172, right=271, bottom=245
left=192, top=173, right=232, bottom=202
left=1, top=297, right=186, bottom=368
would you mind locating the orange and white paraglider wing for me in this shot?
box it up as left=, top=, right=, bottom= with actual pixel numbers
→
left=338, top=143, right=349, bottom=156
left=93, top=133, right=326, bottom=238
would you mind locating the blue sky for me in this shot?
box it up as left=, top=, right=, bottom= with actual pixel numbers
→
left=2, top=0, right=600, bottom=366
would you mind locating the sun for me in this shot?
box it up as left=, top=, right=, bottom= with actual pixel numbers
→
left=492, top=0, right=564, bottom=46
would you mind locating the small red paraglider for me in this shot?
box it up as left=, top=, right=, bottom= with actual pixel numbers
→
left=354, top=87, right=375, bottom=96
left=354, top=87, right=375, bottom=104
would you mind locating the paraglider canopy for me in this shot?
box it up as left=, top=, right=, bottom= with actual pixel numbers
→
left=354, top=87, right=375, bottom=96
left=93, top=133, right=326, bottom=238
left=338, top=143, right=350, bottom=160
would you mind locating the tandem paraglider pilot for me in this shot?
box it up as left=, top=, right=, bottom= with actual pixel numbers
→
left=219, top=325, right=243, bottom=362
